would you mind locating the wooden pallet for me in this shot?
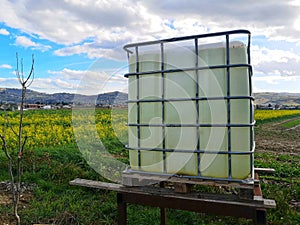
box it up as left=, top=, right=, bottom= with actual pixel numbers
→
left=122, top=167, right=275, bottom=199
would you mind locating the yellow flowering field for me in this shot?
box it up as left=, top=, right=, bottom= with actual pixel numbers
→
left=254, top=109, right=300, bottom=123
left=0, top=108, right=128, bottom=150
left=1, top=108, right=299, bottom=150
left=0, top=110, right=74, bottom=148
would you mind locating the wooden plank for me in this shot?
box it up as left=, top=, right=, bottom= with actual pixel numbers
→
left=69, top=178, right=276, bottom=209
left=119, top=191, right=270, bottom=220
left=122, top=172, right=254, bottom=189
left=263, top=199, right=276, bottom=208
left=174, top=183, right=192, bottom=193
left=70, top=178, right=122, bottom=191
left=254, top=168, right=275, bottom=174
left=254, top=173, right=263, bottom=198
left=239, top=188, right=254, bottom=200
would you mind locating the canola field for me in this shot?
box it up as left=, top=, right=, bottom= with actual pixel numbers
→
left=0, top=109, right=300, bottom=150
left=254, top=109, right=300, bottom=123
left=0, top=109, right=127, bottom=149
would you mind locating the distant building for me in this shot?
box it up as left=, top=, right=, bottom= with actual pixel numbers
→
left=62, top=105, right=72, bottom=109
left=0, top=103, right=18, bottom=111
left=20, top=104, right=41, bottom=110
left=43, top=105, right=52, bottom=110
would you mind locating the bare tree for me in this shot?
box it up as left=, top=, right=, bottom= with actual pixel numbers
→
left=0, top=53, right=34, bottom=225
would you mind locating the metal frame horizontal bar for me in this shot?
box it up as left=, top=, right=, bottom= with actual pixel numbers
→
left=124, top=29, right=251, bottom=54
left=127, top=122, right=255, bottom=127
left=127, top=95, right=255, bottom=103
left=124, top=64, right=252, bottom=77
left=125, top=146, right=255, bottom=155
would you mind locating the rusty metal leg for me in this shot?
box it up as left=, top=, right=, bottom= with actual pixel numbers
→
left=117, top=193, right=127, bottom=225
left=160, top=207, right=167, bottom=225
left=254, top=209, right=266, bottom=225
left=159, top=181, right=167, bottom=224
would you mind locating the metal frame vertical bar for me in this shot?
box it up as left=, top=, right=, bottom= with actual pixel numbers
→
left=247, top=33, right=254, bottom=179
left=135, top=46, right=141, bottom=171
left=161, top=42, right=167, bottom=174
left=225, top=34, right=232, bottom=179
left=195, top=38, right=201, bottom=176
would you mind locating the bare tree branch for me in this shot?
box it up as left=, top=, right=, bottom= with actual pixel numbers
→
left=23, top=54, right=34, bottom=86
left=0, top=52, right=35, bottom=225
left=15, top=53, right=21, bottom=84
left=9, top=125, right=18, bottom=138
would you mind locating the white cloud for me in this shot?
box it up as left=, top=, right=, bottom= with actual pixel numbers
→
left=45, top=67, right=127, bottom=94
left=0, top=0, right=153, bottom=45
left=48, top=68, right=85, bottom=79
left=0, top=64, right=12, bottom=69
left=252, top=45, right=300, bottom=76
left=0, top=77, right=19, bottom=88
left=1, top=0, right=300, bottom=93
left=0, top=28, right=9, bottom=35
left=15, top=36, right=36, bottom=47
left=54, top=41, right=126, bottom=60
left=253, top=74, right=300, bottom=93
left=294, top=16, right=300, bottom=31
left=1, top=0, right=300, bottom=59
left=254, top=74, right=298, bottom=85
left=142, top=0, right=300, bottom=42
left=0, top=65, right=128, bottom=95
left=252, top=45, right=300, bottom=64
left=0, top=76, right=78, bottom=95
left=15, top=36, right=51, bottom=52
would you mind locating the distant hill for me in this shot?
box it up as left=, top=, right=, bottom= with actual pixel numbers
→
left=0, top=88, right=299, bottom=107
left=253, top=92, right=300, bottom=106
left=0, top=88, right=128, bottom=106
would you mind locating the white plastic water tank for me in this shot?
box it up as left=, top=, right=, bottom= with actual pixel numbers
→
left=126, top=34, right=254, bottom=181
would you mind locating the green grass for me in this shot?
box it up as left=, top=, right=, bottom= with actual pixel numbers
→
left=281, top=119, right=300, bottom=128
left=255, top=152, right=300, bottom=178
left=254, top=152, right=300, bottom=225
left=0, top=144, right=299, bottom=224
left=0, top=145, right=246, bottom=225
left=1, top=144, right=119, bottom=224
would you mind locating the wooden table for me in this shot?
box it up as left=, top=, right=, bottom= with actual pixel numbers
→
left=70, top=170, right=275, bottom=225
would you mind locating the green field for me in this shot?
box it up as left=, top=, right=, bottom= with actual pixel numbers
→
left=281, top=119, right=300, bottom=128
left=0, top=109, right=300, bottom=224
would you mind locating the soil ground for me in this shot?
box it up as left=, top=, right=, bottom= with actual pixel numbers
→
left=255, top=116, right=300, bottom=155
left=0, top=183, right=35, bottom=225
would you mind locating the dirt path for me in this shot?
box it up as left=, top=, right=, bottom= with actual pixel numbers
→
left=255, top=116, right=300, bottom=155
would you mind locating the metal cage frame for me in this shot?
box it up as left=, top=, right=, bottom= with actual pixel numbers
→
left=124, top=30, right=255, bottom=184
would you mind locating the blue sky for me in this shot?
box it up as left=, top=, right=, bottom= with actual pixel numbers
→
left=0, top=0, right=300, bottom=94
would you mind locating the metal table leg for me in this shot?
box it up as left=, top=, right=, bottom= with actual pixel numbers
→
left=160, top=207, right=167, bottom=225
left=117, top=193, right=127, bottom=225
